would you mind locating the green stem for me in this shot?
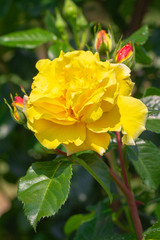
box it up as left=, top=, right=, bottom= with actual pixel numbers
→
left=123, top=205, right=135, bottom=234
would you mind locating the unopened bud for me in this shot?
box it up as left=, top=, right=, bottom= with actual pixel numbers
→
left=95, top=30, right=112, bottom=53
left=12, top=96, right=27, bottom=123
left=76, top=9, right=88, bottom=30
left=63, top=0, right=78, bottom=20
left=55, top=9, right=67, bottom=34
left=115, top=42, right=134, bottom=67
left=4, top=92, right=28, bottom=126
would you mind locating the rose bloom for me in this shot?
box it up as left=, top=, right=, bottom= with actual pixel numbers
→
left=26, top=51, right=147, bottom=155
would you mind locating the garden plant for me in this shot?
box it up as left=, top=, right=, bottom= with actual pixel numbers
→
left=1, top=0, right=160, bottom=240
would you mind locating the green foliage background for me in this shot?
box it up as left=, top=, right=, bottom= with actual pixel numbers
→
left=0, top=0, right=160, bottom=239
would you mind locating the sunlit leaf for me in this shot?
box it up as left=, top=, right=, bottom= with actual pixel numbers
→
left=123, top=25, right=149, bottom=45
left=18, top=158, right=72, bottom=229
left=64, top=212, right=94, bottom=235
left=143, top=220, right=160, bottom=240
left=0, top=28, right=57, bottom=49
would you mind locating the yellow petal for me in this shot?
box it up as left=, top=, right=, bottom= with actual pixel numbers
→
left=117, top=96, right=148, bottom=145
left=102, top=83, right=118, bottom=104
left=86, top=130, right=111, bottom=155
left=72, top=87, right=104, bottom=115
left=81, top=104, right=103, bottom=123
left=32, top=59, right=53, bottom=91
left=64, top=129, right=110, bottom=155
left=101, top=100, right=115, bottom=112
left=118, top=78, right=134, bottom=96
left=28, top=120, right=86, bottom=149
left=110, top=63, right=134, bottom=96
left=99, top=68, right=117, bottom=88
left=87, top=104, right=121, bottom=133
left=35, top=59, right=52, bottom=72
left=26, top=106, right=42, bottom=124
left=110, top=63, right=131, bottom=79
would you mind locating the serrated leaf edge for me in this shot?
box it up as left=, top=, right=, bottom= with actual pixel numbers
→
left=18, top=160, right=72, bottom=230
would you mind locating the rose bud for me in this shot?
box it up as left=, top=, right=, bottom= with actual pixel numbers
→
left=95, top=30, right=112, bottom=53
left=55, top=8, right=68, bottom=40
left=12, top=96, right=25, bottom=122
left=4, top=94, right=28, bottom=125
left=115, top=42, right=134, bottom=68
left=63, top=0, right=79, bottom=20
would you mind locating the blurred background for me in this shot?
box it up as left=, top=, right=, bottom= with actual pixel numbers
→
left=0, top=0, right=160, bottom=239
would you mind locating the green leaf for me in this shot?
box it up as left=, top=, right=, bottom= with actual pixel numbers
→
left=64, top=212, right=94, bottom=235
left=72, top=152, right=112, bottom=201
left=18, top=158, right=72, bottom=230
left=126, top=140, right=160, bottom=190
left=135, top=44, right=152, bottom=65
left=143, top=220, right=160, bottom=240
left=143, top=87, right=160, bottom=97
left=44, top=11, right=60, bottom=36
left=0, top=73, right=29, bottom=88
left=123, top=25, right=149, bottom=45
left=74, top=201, right=135, bottom=240
left=74, top=200, right=113, bottom=240
left=146, top=119, right=160, bottom=134
left=48, top=41, right=70, bottom=59
left=0, top=28, right=57, bottom=49
left=141, top=95, right=160, bottom=133
left=154, top=203, right=160, bottom=220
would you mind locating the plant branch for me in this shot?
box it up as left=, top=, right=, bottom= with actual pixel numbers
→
left=55, top=149, right=67, bottom=156
left=115, top=131, right=143, bottom=240
left=116, top=132, right=130, bottom=189
left=106, top=164, right=143, bottom=239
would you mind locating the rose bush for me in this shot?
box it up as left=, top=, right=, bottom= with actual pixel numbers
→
left=26, top=50, right=147, bottom=155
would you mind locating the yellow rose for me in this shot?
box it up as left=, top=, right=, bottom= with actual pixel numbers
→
left=26, top=50, right=148, bottom=155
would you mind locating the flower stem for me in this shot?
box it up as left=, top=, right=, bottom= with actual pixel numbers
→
left=55, top=149, right=67, bottom=156
left=116, top=132, right=130, bottom=189
left=107, top=166, right=143, bottom=239
left=115, top=131, right=143, bottom=240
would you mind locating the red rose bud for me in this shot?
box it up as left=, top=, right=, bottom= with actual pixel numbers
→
left=12, top=96, right=24, bottom=121
left=115, top=43, right=134, bottom=67
left=95, top=30, right=112, bottom=53
left=14, top=96, right=23, bottom=107
left=4, top=94, right=27, bottom=125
